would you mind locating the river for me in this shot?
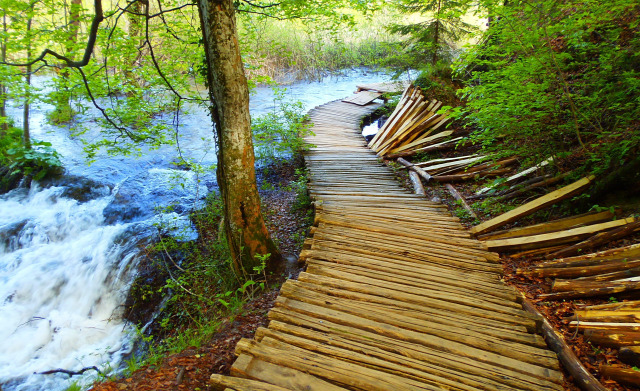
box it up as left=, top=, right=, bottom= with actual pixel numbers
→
left=0, top=69, right=400, bottom=391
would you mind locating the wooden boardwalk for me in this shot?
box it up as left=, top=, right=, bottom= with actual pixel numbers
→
left=226, top=99, right=565, bottom=390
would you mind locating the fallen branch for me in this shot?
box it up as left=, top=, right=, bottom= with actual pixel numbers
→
left=445, top=184, right=478, bottom=220
left=521, top=298, right=607, bottom=391
left=408, top=170, right=426, bottom=195
left=38, top=366, right=104, bottom=377
left=429, top=168, right=512, bottom=183
left=396, top=157, right=432, bottom=182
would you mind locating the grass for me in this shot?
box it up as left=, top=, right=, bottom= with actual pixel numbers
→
left=238, top=11, right=409, bottom=83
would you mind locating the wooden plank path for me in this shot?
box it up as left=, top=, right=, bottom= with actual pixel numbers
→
left=224, top=99, right=565, bottom=390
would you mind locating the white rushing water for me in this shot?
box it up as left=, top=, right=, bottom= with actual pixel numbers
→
left=0, top=69, right=399, bottom=390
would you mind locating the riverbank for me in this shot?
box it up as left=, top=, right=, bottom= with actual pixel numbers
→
left=88, top=156, right=312, bottom=391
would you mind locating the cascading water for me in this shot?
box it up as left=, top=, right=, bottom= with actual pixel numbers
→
left=0, top=69, right=398, bottom=390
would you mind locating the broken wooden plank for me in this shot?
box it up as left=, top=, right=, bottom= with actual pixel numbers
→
left=230, top=354, right=349, bottom=391
left=539, top=279, right=640, bottom=300
left=476, top=157, right=553, bottom=195
left=547, top=220, right=640, bottom=260
left=210, top=374, right=294, bottom=391
left=537, top=243, right=640, bottom=269
left=600, top=365, right=640, bottom=387
left=484, top=217, right=636, bottom=252
left=385, top=137, right=463, bottom=159
left=619, top=346, right=640, bottom=367
left=342, top=90, right=383, bottom=105
left=471, top=176, right=596, bottom=236
left=583, top=329, right=640, bottom=347
left=477, top=211, right=616, bottom=241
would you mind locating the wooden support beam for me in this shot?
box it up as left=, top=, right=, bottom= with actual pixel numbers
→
left=521, top=298, right=607, bottom=391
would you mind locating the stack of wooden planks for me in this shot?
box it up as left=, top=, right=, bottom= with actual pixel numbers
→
left=518, top=244, right=640, bottom=300
left=210, top=98, right=567, bottom=391
left=412, top=155, right=518, bottom=183
left=368, top=85, right=452, bottom=157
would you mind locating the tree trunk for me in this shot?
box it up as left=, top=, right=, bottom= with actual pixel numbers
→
left=23, top=13, right=33, bottom=149
left=432, top=0, right=441, bottom=65
left=196, top=0, right=281, bottom=274
left=125, top=0, right=144, bottom=87
left=0, top=9, right=7, bottom=135
left=52, top=0, right=82, bottom=121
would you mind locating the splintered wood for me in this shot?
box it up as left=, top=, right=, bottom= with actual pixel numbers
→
left=368, top=85, right=452, bottom=157
left=222, top=98, right=564, bottom=390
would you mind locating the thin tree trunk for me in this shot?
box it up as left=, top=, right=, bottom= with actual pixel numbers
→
left=0, top=9, right=7, bottom=135
left=196, top=0, right=281, bottom=274
left=126, top=0, right=144, bottom=87
left=23, top=13, right=33, bottom=149
left=432, top=0, right=441, bottom=65
left=53, top=0, right=82, bottom=120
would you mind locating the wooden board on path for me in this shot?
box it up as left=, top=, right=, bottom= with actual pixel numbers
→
left=224, top=93, right=571, bottom=391
left=342, top=91, right=383, bottom=105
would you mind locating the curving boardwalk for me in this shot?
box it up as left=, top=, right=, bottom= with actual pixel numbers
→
left=227, top=99, right=564, bottom=390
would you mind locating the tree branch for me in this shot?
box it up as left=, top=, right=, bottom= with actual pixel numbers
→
left=38, top=366, right=104, bottom=377
left=1, top=0, right=104, bottom=68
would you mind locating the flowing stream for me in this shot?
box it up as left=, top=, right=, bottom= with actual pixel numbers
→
left=0, top=69, right=399, bottom=391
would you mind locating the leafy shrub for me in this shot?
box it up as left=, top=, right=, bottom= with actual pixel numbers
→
left=454, top=0, right=640, bottom=175
left=252, top=88, right=314, bottom=164
left=7, top=140, right=63, bottom=181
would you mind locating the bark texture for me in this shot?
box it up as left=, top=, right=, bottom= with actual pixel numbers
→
left=196, top=0, right=280, bottom=274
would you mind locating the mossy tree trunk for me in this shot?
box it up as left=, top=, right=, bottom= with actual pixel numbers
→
left=196, top=0, right=281, bottom=274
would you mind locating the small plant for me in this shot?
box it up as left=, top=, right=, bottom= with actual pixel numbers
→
left=252, top=88, right=314, bottom=165
left=7, top=140, right=63, bottom=181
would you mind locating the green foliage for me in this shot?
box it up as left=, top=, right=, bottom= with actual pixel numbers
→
left=252, top=88, right=314, bottom=164
left=7, top=140, right=63, bottom=180
left=413, top=63, right=459, bottom=105
left=290, top=167, right=312, bottom=212
left=455, top=0, right=640, bottom=175
left=238, top=11, right=405, bottom=81
left=385, top=0, right=476, bottom=69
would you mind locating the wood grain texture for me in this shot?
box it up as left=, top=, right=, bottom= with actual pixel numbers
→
left=226, top=98, right=564, bottom=390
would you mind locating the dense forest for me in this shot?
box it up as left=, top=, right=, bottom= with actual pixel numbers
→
left=0, top=0, right=638, bottom=390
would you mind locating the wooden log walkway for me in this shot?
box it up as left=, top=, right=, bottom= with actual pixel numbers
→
left=226, top=99, right=565, bottom=390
